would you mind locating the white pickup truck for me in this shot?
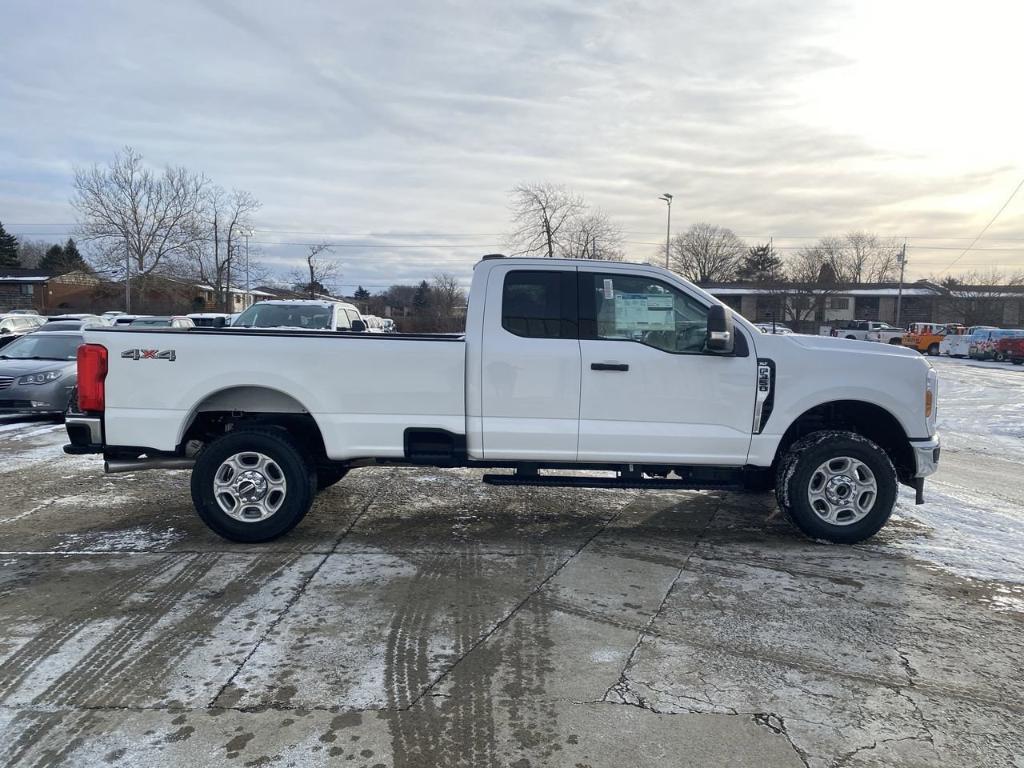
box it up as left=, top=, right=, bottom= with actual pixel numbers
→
left=65, top=256, right=940, bottom=545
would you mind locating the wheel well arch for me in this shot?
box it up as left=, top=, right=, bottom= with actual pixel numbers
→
left=178, top=386, right=328, bottom=461
left=773, top=400, right=915, bottom=482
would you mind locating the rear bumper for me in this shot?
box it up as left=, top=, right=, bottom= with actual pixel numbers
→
left=64, top=415, right=104, bottom=454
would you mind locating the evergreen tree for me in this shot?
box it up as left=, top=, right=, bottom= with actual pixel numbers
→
left=39, top=238, right=90, bottom=274
left=354, top=286, right=370, bottom=301
left=413, top=280, right=431, bottom=313
left=0, top=221, right=21, bottom=268
left=736, top=243, right=782, bottom=282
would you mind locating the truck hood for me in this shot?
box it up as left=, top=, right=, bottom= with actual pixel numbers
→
left=785, top=333, right=922, bottom=359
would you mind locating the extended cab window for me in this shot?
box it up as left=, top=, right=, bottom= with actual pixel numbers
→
left=581, top=272, right=710, bottom=354
left=501, top=271, right=577, bottom=339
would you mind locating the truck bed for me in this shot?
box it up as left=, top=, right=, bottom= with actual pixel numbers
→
left=84, top=327, right=467, bottom=460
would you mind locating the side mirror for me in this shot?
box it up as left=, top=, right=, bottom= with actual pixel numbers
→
left=706, top=305, right=735, bottom=354
left=351, top=319, right=367, bottom=333
left=212, top=317, right=226, bottom=328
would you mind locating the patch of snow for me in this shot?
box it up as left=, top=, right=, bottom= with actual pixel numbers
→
left=56, top=527, right=186, bottom=552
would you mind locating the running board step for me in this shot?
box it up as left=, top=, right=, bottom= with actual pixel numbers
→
left=481, top=473, right=742, bottom=491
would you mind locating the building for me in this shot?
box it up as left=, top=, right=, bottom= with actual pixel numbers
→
left=701, top=280, right=1024, bottom=332
left=0, top=269, right=52, bottom=312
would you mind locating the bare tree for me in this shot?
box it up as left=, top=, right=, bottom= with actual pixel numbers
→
left=561, top=210, right=624, bottom=260
left=839, top=231, right=901, bottom=283
left=429, top=272, right=468, bottom=331
left=180, top=187, right=261, bottom=311
left=669, top=223, right=745, bottom=283
left=507, top=183, right=585, bottom=258
left=71, top=147, right=208, bottom=300
left=291, top=243, right=340, bottom=298
left=773, top=244, right=843, bottom=326
left=935, top=269, right=1024, bottom=326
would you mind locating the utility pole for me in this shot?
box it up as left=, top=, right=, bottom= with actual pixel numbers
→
left=124, top=239, right=131, bottom=313
left=895, top=240, right=907, bottom=327
left=659, top=193, right=673, bottom=269
left=242, top=230, right=252, bottom=308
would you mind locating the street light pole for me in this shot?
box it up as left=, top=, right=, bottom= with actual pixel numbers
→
left=658, top=193, right=673, bottom=269
left=896, top=241, right=907, bottom=327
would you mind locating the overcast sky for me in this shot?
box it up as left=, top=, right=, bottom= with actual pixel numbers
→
left=2, top=0, right=1022, bottom=289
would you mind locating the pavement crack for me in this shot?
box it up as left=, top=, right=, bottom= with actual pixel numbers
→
left=753, top=713, right=811, bottom=768
left=602, top=501, right=721, bottom=704
left=207, top=474, right=388, bottom=709
left=401, top=496, right=634, bottom=710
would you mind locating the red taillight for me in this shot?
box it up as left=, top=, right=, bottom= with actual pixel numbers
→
left=77, top=344, right=108, bottom=412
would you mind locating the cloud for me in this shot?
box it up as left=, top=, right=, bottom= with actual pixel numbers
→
left=0, top=0, right=1021, bottom=288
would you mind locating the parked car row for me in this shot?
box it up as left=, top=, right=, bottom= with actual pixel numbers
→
left=1, top=299, right=404, bottom=418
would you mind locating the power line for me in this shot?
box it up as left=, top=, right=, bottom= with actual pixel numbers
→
left=937, top=175, right=1024, bottom=275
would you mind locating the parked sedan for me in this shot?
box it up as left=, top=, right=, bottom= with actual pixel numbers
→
left=0, top=314, right=46, bottom=349
left=0, top=331, right=82, bottom=416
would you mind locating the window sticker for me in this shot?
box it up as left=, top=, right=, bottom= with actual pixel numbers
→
left=614, top=293, right=675, bottom=331
left=602, top=279, right=614, bottom=299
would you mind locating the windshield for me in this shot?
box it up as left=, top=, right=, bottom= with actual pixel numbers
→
left=0, top=334, right=82, bottom=360
left=234, top=304, right=332, bottom=329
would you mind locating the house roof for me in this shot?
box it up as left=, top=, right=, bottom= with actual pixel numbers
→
left=701, top=280, right=949, bottom=298
left=0, top=269, right=53, bottom=283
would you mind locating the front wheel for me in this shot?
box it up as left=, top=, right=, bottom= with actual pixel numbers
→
left=775, top=431, right=898, bottom=544
left=191, top=428, right=317, bottom=542
left=994, top=351, right=1006, bottom=362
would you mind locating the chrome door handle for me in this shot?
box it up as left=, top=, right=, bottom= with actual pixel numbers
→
left=591, top=363, right=629, bottom=372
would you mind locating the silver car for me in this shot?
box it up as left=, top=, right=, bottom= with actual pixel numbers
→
left=0, top=330, right=82, bottom=416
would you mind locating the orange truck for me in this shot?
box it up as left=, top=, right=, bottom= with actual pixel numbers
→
left=901, top=322, right=964, bottom=355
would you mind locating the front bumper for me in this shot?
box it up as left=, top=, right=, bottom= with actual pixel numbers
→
left=911, top=435, right=940, bottom=478
left=0, top=381, right=75, bottom=415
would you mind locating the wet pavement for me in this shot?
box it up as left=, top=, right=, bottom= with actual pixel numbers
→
left=0, top=357, right=1022, bottom=767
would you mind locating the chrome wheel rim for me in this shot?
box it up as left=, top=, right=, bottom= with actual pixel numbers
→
left=213, top=451, right=287, bottom=523
left=807, top=456, right=877, bottom=526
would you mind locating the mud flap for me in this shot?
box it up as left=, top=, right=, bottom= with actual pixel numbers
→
left=913, top=477, right=925, bottom=505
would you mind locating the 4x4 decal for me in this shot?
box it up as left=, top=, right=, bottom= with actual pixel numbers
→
left=121, top=349, right=176, bottom=361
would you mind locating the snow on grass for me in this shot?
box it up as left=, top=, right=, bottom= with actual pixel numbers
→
left=931, top=357, right=1024, bottom=462
left=869, top=357, right=1024, bottom=591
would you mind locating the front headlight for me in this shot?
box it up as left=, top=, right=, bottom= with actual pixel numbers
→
left=925, top=368, right=939, bottom=432
left=17, top=370, right=63, bottom=385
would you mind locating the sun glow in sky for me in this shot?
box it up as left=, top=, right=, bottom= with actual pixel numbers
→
left=1, top=0, right=1021, bottom=288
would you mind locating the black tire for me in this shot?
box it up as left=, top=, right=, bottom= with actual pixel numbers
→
left=774, top=430, right=898, bottom=544
left=316, top=465, right=349, bottom=492
left=844, top=335, right=857, bottom=340
left=190, top=427, right=317, bottom=543
left=927, top=343, right=939, bottom=356
left=994, top=351, right=1006, bottom=362
left=888, top=338, right=902, bottom=345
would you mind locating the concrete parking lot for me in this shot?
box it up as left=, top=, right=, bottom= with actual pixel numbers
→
left=0, top=357, right=1022, bottom=767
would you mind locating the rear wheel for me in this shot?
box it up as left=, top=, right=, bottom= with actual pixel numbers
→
left=775, top=431, right=898, bottom=544
left=927, top=343, right=939, bottom=356
left=191, top=428, right=316, bottom=542
left=888, top=338, right=902, bottom=345
left=844, top=335, right=857, bottom=340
